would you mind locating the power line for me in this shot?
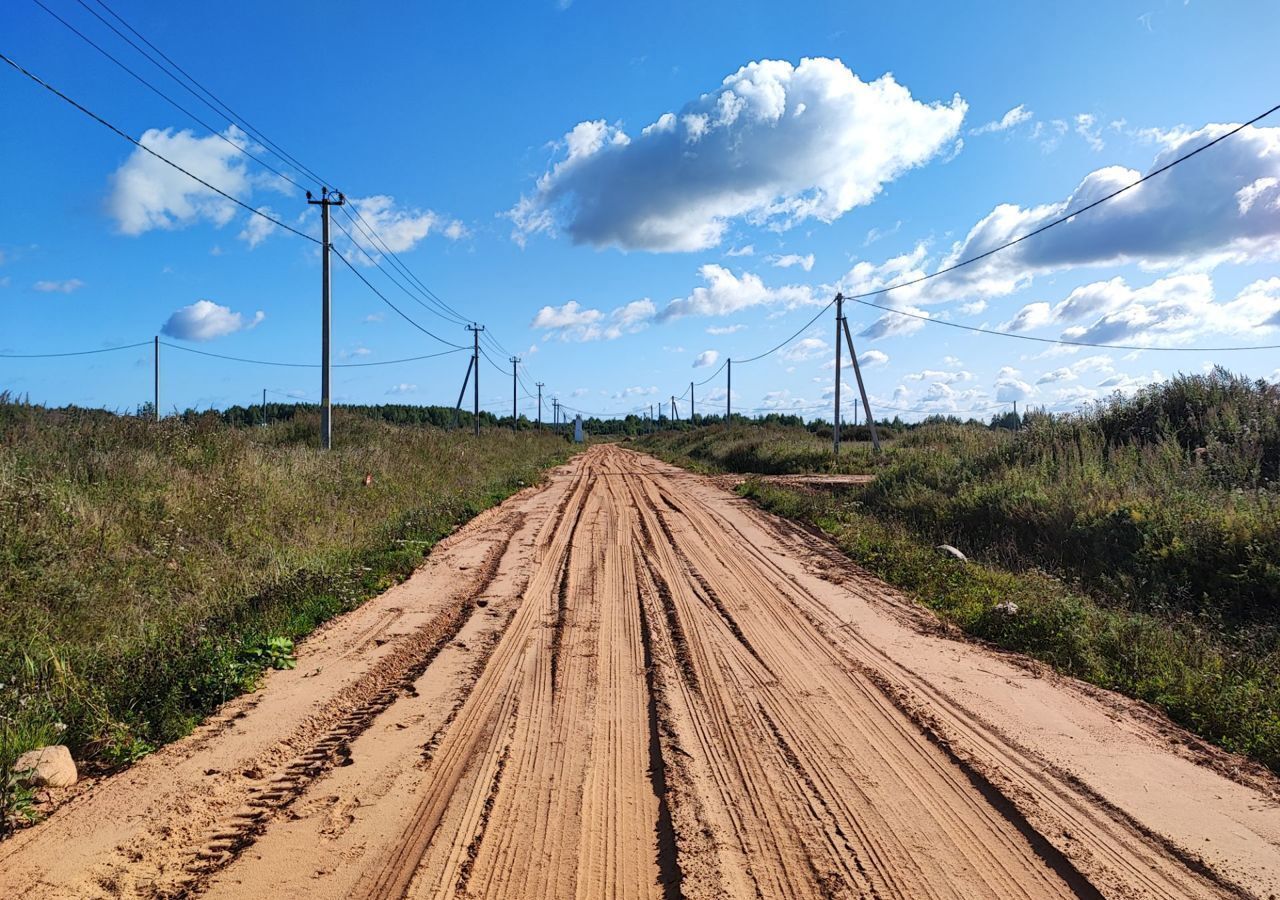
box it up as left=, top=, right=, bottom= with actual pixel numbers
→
left=49, top=1, right=507, bottom=358
left=846, top=297, right=1280, bottom=351
left=837, top=101, right=1280, bottom=306
left=680, top=99, right=1280, bottom=370
left=694, top=358, right=728, bottom=386
left=344, top=203, right=473, bottom=326
left=0, top=340, right=151, bottom=358
left=330, top=216, right=472, bottom=343
left=734, top=298, right=837, bottom=364
left=29, top=0, right=308, bottom=194
left=330, top=247, right=468, bottom=349
left=0, top=51, right=319, bottom=244
left=337, top=205, right=470, bottom=326
left=160, top=341, right=466, bottom=368
left=77, top=0, right=329, bottom=188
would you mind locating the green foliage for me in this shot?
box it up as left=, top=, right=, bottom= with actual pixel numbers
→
left=240, top=636, right=297, bottom=674
left=0, top=398, right=574, bottom=791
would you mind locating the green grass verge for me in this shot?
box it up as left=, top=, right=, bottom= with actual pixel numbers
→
left=739, top=479, right=1280, bottom=772
left=0, top=402, right=576, bottom=832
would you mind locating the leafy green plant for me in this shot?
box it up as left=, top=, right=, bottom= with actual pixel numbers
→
left=240, top=636, right=297, bottom=672
left=1, top=764, right=39, bottom=838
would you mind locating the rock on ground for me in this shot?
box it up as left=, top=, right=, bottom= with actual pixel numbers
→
left=15, top=746, right=77, bottom=788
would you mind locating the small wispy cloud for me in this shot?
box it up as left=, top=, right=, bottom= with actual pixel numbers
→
left=33, top=278, right=85, bottom=294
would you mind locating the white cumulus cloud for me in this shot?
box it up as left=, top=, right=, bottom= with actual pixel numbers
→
left=508, top=57, right=966, bottom=251
left=693, top=349, right=719, bottom=368
left=108, top=126, right=288, bottom=235
left=161, top=299, right=264, bottom=341
left=343, top=195, right=467, bottom=260
left=905, top=123, right=1280, bottom=305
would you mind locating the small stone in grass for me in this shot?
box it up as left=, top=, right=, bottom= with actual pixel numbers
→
left=15, top=745, right=77, bottom=788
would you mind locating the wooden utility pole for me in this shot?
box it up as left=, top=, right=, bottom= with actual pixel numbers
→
left=307, top=187, right=344, bottom=450
left=153, top=335, right=160, bottom=421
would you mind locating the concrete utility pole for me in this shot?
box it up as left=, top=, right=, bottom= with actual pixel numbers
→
left=690, top=381, right=695, bottom=425
left=307, top=187, right=345, bottom=450
left=452, top=355, right=474, bottom=429
left=671, top=395, right=677, bottom=424
left=509, top=356, right=520, bottom=431
left=153, top=335, right=160, bottom=421
left=726, top=359, right=731, bottom=421
left=467, top=324, right=484, bottom=436
left=839, top=301, right=881, bottom=453
left=833, top=293, right=843, bottom=456
left=649, top=403, right=654, bottom=434
left=536, top=382, right=544, bottom=430
left=262, top=388, right=267, bottom=426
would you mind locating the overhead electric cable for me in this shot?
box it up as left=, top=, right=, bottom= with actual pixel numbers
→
left=734, top=298, right=838, bottom=364
left=337, top=206, right=470, bottom=326
left=29, top=0, right=308, bottom=193
left=0, top=340, right=150, bottom=358
left=160, top=341, right=465, bottom=368
left=836, top=101, right=1280, bottom=305
left=0, top=51, right=319, bottom=244
left=331, top=249, right=468, bottom=349
left=330, top=215, right=472, bottom=333
left=847, top=298, right=1280, bottom=352
left=78, top=0, right=330, bottom=187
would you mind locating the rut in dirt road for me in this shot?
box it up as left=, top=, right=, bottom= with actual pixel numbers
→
left=310, top=446, right=1231, bottom=899
left=2, top=445, right=1275, bottom=900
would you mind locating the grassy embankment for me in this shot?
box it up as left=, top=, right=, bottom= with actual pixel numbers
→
left=0, top=401, right=574, bottom=831
left=639, top=370, right=1280, bottom=773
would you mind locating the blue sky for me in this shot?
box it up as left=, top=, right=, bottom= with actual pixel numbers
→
left=3, top=0, right=1279, bottom=421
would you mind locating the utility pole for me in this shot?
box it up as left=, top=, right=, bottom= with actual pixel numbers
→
left=671, top=395, right=677, bottom=425
left=838, top=299, right=882, bottom=453
left=1013, top=400, right=1019, bottom=431
left=690, top=381, right=695, bottom=426
left=262, top=388, right=267, bottom=426
left=307, top=187, right=344, bottom=450
left=467, top=324, right=484, bottom=436
left=649, top=403, right=654, bottom=434
left=854, top=398, right=859, bottom=428
left=834, top=293, right=843, bottom=456
left=153, top=335, right=160, bottom=421
left=509, top=356, right=520, bottom=431
left=536, top=382, right=544, bottom=430
left=726, top=359, right=731, bottom=421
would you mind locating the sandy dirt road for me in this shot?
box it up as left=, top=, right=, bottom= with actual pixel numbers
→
left=2, top=445, right=1278, bottom=899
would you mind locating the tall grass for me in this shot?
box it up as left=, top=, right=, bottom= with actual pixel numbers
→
left=0, top=399, right=573, bottom=828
